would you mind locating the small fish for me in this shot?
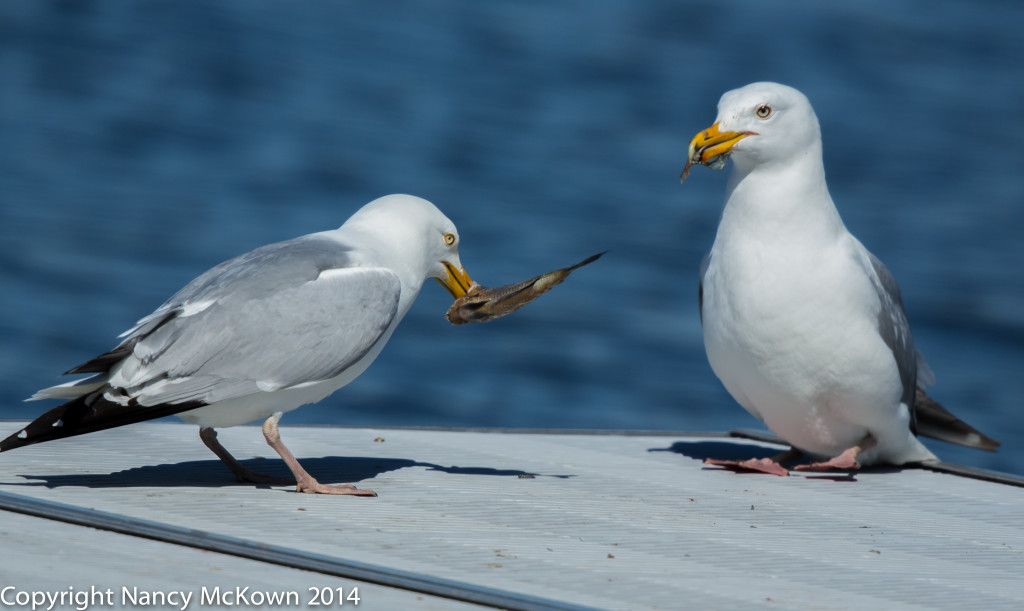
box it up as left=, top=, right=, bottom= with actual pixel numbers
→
left=680, top=123, right=745, bottom=182
left=680, top=150, right=730, bottom=182
left=446, top=252, right=605, bottom=325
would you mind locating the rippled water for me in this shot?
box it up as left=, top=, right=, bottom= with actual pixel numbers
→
left=1, top=2, right=1022, bottom=475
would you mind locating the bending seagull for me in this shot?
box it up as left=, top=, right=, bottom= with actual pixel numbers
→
left=682, top=82, right=998, bottom=475
left=0, top=194, right=474, bottom=495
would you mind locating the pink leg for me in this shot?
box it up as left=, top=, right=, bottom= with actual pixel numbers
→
left=704, top=448, right=802, bottom=477
left=793, top=435, right=877, bottom=472
left=262, top=413, right=376, bottom=496
left=200, top=427, right=294, bottom=485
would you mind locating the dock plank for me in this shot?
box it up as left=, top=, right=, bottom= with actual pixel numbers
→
left=0, top=422, right=1021, bottom=610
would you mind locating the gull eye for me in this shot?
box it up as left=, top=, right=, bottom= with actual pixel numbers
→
left=443, top=232, right=456, bottom=246
left=756, top=105, right=772, bottom=119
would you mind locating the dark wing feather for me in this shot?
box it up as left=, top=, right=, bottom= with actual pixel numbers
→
left=0, top=390, right=204, bottom=453
left=914, top=389, right=1000, bottom=451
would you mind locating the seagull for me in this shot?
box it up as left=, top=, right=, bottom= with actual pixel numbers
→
left=681, top=82, right=999, bottom=475
left=0, top=194, right=475, bottom=495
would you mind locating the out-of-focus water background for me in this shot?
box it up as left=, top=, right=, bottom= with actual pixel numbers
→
left=1, top=2, right=1022, bottom=476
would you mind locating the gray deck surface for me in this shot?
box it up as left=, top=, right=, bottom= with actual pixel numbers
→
left=0, top=509, right=488, bottom=611
left=0, top=421, right=1021, bottom=611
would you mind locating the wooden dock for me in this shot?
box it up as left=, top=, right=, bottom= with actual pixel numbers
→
left=0, top=421, right=1021, bottom=610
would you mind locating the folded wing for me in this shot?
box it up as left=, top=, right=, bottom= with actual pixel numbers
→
left=2, top=235, right=401, bottom=452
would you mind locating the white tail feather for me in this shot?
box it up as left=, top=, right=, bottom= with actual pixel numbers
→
left=27, top=377, right=106, bottom=401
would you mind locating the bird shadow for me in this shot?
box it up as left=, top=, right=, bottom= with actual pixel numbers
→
left=8, top=456, right=572, bottom=489
left=650, top=440, right=909, bottom=482
left=650, top=440, right=783, bottom=462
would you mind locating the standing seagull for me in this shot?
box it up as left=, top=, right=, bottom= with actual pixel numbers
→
left=682, top=82, right=998, bottom=475
left=1, top=194, right=475, bottom=495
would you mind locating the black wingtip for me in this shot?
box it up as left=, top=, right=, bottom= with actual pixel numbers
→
left=0, top=402, right=72, bottom=452
left=914, top=389, right=1001, bottom=452
left=1, top=390, right=208, bottom=454
left=64, top=342, right=136, bottom=375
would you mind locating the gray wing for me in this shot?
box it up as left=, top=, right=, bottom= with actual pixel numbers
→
left=95, top=235, right=401, bottom=406
left=698, top=252, right=710, bottom=325
left=861, top=248, right=1000, bottom=449
left=863, top=251, right=919, bottom=427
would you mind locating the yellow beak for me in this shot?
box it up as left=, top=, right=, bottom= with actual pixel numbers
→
left=680, top=122, right=755, bottom=182
left=436, top=261, right=474, bottom=299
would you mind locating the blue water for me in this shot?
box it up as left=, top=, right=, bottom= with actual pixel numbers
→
left=2, top=2, right=1022, bottom=476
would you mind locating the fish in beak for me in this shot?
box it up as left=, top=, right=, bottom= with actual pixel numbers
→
left=680, top=122, right=755, bottom=182
left=445, top=252, right=604, bottom=325
left=436, top=261, right=475, bottom=299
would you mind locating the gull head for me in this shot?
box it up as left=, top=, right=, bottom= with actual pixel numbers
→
left=681, top=82, right=820, bottom=181
left=343, top=194, right=474, bottom=298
